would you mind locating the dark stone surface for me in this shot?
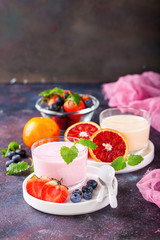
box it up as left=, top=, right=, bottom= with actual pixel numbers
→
left=0, top=83, right=160, bottom=240
left=0, top=1, right=160, bottom=83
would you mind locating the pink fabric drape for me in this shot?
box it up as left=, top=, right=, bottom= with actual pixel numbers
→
left=137, top=169, right=160, bottom=208
left=102, top=72, right=160, bottom=132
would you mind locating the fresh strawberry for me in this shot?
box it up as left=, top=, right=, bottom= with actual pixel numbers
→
left=82, top=95, right=90, bottom=102
left=61, top=90, right=73, bottom=98
left=48, top=95, right=59, bottom=106
left=63, top=98, right=85, bottom=112
left=26, top=175, right=51, bottom=199
left=41, top=179, right=68, bottom=203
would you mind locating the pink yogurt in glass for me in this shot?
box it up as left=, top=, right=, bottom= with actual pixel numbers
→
left=31, top=137, right=88, bottom=188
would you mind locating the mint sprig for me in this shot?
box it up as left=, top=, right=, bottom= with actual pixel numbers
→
left=6, top=158, right=34, bottom=175
left=1, top=142, right=20, bottom=158
left=110, top=156, right=126, bottom=171
left=127, top=154, right=143, bottom=166
left=111, top=154, right=144, bottom=171
left=60, top=146, right=78, bottom=165
left=60, top=138, right=97, bottom=165
left=39, top=87, right=64, bottom=97
left=6, top=161, right=30, bottom=175
left=69, top=93, right=82, bottom=106
left=76, top=138, right=97, bottom=149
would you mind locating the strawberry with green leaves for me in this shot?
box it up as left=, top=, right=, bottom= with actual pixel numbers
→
left=63, top=93, right=85, bottom=113
left=63, top=93, right=85, bottom=122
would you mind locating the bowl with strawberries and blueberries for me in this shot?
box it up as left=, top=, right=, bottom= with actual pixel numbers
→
left=35, top=87, right=99, bottom=130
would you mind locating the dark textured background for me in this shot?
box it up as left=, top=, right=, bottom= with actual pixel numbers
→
left=0, top=0, right=159, bottom=83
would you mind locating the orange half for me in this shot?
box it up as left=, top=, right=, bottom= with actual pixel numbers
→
left=89, top=128, right=129, bottom=163
left=64, top=121, right=101, bottom=141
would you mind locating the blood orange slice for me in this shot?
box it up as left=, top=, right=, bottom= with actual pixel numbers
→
left=89, top=128, right=128, bottom=163
left=64, top=121, right=101, bottom=140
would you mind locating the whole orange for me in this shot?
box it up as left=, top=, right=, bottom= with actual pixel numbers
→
left=23, top=117, right=60, bottom=148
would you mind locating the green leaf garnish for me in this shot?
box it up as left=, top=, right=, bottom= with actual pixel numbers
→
left=111, top=154, right=144, bottom=171
left=8, top=142, right=20, bottom=151
left=1, top=142, right=20, bottom=158
left=60, top=146, right=78, bottom=165
left=111, top=156, right=126, bottom=171
left=60, top=138, right=97, bottom=164
left=128, top=154, right=143, bottom=166
left=78, top=138, right=97, bottom=149
left=70, top=93, right=81, bottom=106
left=6, top=161, right=30, bottom=175
left=0, top=148, right=8, bottom=157
left=39, top=88, right=64, bottom=97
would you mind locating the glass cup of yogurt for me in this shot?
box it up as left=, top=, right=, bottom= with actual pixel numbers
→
left=31, top=136, right=88, bottom=189
left=99, top=107, right=151, bottom=154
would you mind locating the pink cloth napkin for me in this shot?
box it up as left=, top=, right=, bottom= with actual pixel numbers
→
left=137, top=169, right=160, bottom=208
left=102, top=71, right=160, bottom=132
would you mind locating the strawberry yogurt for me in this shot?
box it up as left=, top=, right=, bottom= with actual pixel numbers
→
left=31, top=137, right=88, bottom=188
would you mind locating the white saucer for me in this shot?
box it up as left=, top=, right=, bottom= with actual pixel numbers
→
left=23, top=165, right=118, bottom=215
left=88, top=140, right=154, bottom=174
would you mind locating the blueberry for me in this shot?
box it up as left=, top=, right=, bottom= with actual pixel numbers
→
left=72, top=189, right=82, bottom=196
left=12, top=154, right=21, bottom=163
left=15, top=149, right=26, bottom=158
left=82, top=185, right=93, bottom=193
left=56, top=96, right=64, bottom=106
left=70, top=193, right=82, bottom=203
left=7, top=151, right=15, bottom=159
left=65, top=92, right=69, bottom=98
left=6, top=159, right=14, bottom=167
left=48, top=103, right=59, bottom=111
left=83, top=191, right=92, bottom=200
left=84, top=99, right=93, bottom=108
left=87, top=179, right=98, bottom=189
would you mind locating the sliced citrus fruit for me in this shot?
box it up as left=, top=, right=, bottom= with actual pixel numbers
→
left=64, top=121, right=101, bottom=141
left=89, top=128, right=129, bottom=163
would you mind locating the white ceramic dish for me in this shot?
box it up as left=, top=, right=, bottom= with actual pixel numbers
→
left=23, top=165, right=118, bottom=215
left=88, top=140, right=154, bottom=174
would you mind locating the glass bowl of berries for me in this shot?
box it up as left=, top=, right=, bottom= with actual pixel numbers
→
left=35, top=88, right=99, bottom=130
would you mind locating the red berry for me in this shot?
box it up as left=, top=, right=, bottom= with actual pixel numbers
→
left=63, top=99, right=85, bottom=113
left=40, top=179, right=68, bottom=203
left=48, top=95, right=59, bottom=106
left=26, top=175, right=51, bottom=199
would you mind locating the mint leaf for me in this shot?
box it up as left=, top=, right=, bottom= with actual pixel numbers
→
left=60, top=146, right=78, bottom=164
left=8, top=142, right=20, bottom=152
left=0, top=148, right=8, bottom=157
left=1, top=142, right=20, bottom=158
left=111, top=156, right=126, bottom=171
left=128, top=154, right=144, bottom=166
left=54, top=88, right=64, bottom=95
left=6, top=161, right=30, bottom=175
left=39, top=89, right=53, bottom=97
left=39, top=88, right=64, bottom=97
left=70, top=93, right=81, bottom=106
left=78, top=138, right=97, bottom=149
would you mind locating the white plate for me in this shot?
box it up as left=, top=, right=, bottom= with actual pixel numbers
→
left=88, top=140, right=154, bottom=174
left=23, top=165, right=118, bottom=215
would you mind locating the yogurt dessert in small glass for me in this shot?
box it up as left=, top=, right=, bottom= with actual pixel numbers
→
left=100, top=107, right=151, bottom=154
left=31, top=136, right=88, bottom=189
